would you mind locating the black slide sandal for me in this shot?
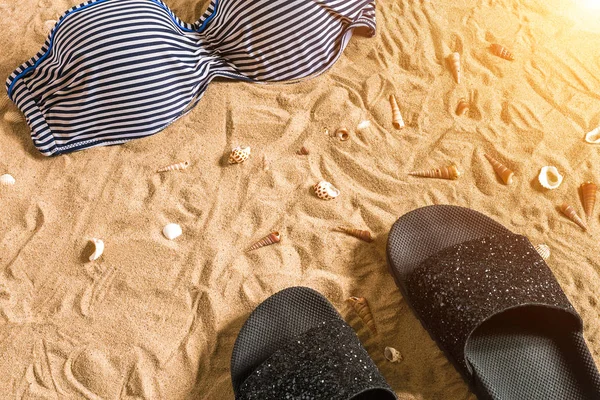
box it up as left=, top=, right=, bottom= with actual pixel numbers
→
left=386, top=205, right=600, bottom=400
left=230, top=287, right=397, bottom=400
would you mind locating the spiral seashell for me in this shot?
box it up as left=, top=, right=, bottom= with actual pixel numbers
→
left=538, top=166, right=563, bottom=190
left=490, top=44, right=514, bottom=61
left=313, top=181, right=340, bottom=200
left=347, top=296, right=377, bottom=334
left=297, top=146, right=309, bottom=155
left=163, top=223, right=182, bottom=240
left=484, top=154, right=514, bottom=185
left=580, top=182, right=597, bottom=219
left=157, top=161, right=189, bottom=173
left=585, top=127, right=600, bottom=144
left=409, top=165, right=461, bottom=180
left=88, top=238, right=104, bottom=262
left=3, top=110, right=25, bottom=124
left=456, top=99, right=469, bottom=116
left=228, top=146, right=251, bottom=164
left=534, top=243, right=550, bottom=261
left=384, top=347, right=403, bottom=363
left=335, top=128, right=350, bottom=141
left=0, top=174, right=16, bottom=186
left=389, top=94, right=405, bottom=129
left=247, top=232, right=281, bottom=252
left=560, top=203, right=587, bottom=231
left=335, top=227, right=373, bottom=243
left=447, top=52, right=461, bottom=84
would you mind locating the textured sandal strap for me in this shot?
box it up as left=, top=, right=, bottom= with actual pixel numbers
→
left=237, top=318, right=395, bottom=400
left=405, top=233, right=582, bottom=379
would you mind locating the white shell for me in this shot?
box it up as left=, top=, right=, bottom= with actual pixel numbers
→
left=384, top=347, right=403, bottom=363
left=163, top=223, right=182, bottom=240
left=357, top=120, right=371, bottom=130
left=585, top=127, right=600, bottom=144
left=88, top=238, right=104, bottom=261
left=538, top=166, right=563, bottom=189
left=228, top=146, right=251, bottom=164
left=314, top=181, right=340, bottom=200
left=0, top=174, right=15, bottom=186
left=534, top=243, right=550, bottom=261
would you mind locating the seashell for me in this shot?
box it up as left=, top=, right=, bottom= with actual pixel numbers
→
left=313, top=181, right=340, bottom=200
left=347, top=296, right=377, bottom=334
left=484, top=154, right=514, bottom=185
left=560, top=203, right=587, bottom=231
left=447, top=52, right=461, bottom=84
left=456, top=99, right=469, bottom=116
left=0, top=174, right=16, bottom=186
left=157, top=161, right=189, bottom=173
left=580, top=182, right=597, bottom=219
left=324, top=129, right=330, bottom=136
left=384, top=347, right=403, bottom=363
left=389, top=94, right=405, bottom=129
left=490, top=43, right=514, bottom=61
left=584, top=127, right=600, bottom=144
left=42, top=19, right=57, bottom=37
left=538, top=166, right=563, bottom=190
left=163, top=223, right=182, bottom=240
left=297, top=146, right=309, bottom=155
left=409, top=165, right=461, bottom=180
left=336, top=128, right=349, bottom=141
left=0, top=92, right=10, bottom=110
left=335, top=226, right=373, bottom=243
left=534, top=243, right=550, bottom=261
left=228, top=146, right=251, bottom=164
left=247, top=232, right=281, bottom=252
left=3, top=110, right=25, bottom=124
left=357, top=120, right=371, bottom=130
left=88, top=238, right=104, bottom=262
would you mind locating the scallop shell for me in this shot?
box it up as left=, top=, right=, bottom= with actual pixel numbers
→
left=384, top=347, right=403, bottom=363
left=297, top=146, right=309, bottom=155
left=581, top=182, right=597, bottom=219
left=389, top=94, right=405, bottom=129
left=357, top=120, right=371, bottom=130
left=456, top=99, right=469, bottom=116
left=584, top=127, right=600, bottom=144
left=336, top=128, right=350, bottom=141
left=247, top=232, right=281, bottom=252
left=347, top=296, right=377, bottom=334
left=0, top=174, right=16, bottom=186
left=0, top=92, right=10, bottom=110
left=409, top=165, right=461, bottom=180
left=484, top=154, right=514, bottom=185
left=4, top=110, right=25, bottom=124
left=560, top=203, right=587, bottom=231
left=534, top=243, right=550, bottom=261
left=314, top=181, right=340, bottom=200
left=157, top=161, right=189, bottom=173
left=490, top=44, right=514, bottom=61
left=163, top=223, right=182, bottom=240
left=538, top=166, right=563, bottom=189
left=447, top=52, right=461, bottom=84
left=335, top=227, right=373, bottom=243
left=228, top=146, right=251, bottom=164
left=88, top=238, right=104, bottom=262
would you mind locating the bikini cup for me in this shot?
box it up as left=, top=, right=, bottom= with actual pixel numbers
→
left=5, top=0, right=376, bottom=156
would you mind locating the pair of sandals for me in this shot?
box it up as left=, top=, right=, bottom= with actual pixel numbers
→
left=230, top=205, right=600, bottom=399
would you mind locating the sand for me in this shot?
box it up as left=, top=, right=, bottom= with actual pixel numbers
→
left=1, top=0, right=600, bottom=398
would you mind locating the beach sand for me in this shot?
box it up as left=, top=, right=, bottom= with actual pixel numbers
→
left=1, top=0, right=600, bottom=398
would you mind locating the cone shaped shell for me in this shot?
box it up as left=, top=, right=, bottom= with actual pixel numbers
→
left=585, top=127, right=600, bottom=144
left=538, top=166, right=563, bottom=189
left=560, top=203, right=587, bottom=230
left=484, top=154, right=514, bottom=185
left=0, top=174, right=16, bottom=186
left=389, top=95, right=405, bottom=129
left=490, top=44, right=514, bottom=61
left=88, top=238, right=104, bottom=261
left=534, top=244, right=550, bottom=261
left=410, top=165, right=460, bottom=180
left=228, top=146, right=251, bottom=164
left=384, top=347, right=403, bottom=363
left=336, top=227, right=373, bottom=242
left=297, top=146, right=309, bottom=155
left=456, top=99, right=469, bottom=116
left=347, top=297, right=377, bottom=334
left=336, top=128, right=350, bottom=141
left=157, top=161, right=189, bottom=173
left=581, top=182, right=597, bottom=218
left=247, top=232, right=281, bottom=252
left=447, top=52, right=461, bottom=84
left=314, top=181, right=340, bottom=200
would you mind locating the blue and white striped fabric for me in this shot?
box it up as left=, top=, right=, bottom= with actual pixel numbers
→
left=6, top=0, right=376, bottom=156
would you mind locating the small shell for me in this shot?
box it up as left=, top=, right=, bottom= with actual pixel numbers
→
left=3, top=110, right=25, bottom=124
left=335, top=227, right=373, bottom=243
left=313, top=181, right=340, bottom=200
left=0, top=174, right=16, bottom=186
left=560, top=203, right=587, bottom=231
left=490, top=44, right=515, bottom=61
left=357, top=120, right=371, bottom=130
left=228, top=146, right=251, bottom=164
left=409, top=165, right=461, bottom=180
left=157, top=161, right=189, bottom=173
left=0, top=92, right=10, bottom=110
left=484, top=154, right=514, bottom=185
left=389, top=95, right=405, bottom=129
left=163, top=223, right=182, bottom=240
left=584, top=127, right=600, bottom=144
left=538, top=166, right=563, bottom=189
left=581, top=182, right=597, bottom=219
left=297, top=146, right=309, bottom=155
left=447, top=52, right=461, bottom=84
left=247, top=232, right=281, bottom=252
left=88, top=238, right=104, bottom=262
left=456, top=99, right=469, bottom=116
left=347, top=296, right=377, bottom=334
left=336, top=128, right=349, bottom=141
left=42, top=19, right=57, bottom=37
left=384, top=347, right=403, bottom=363
left=534, top=243, right=551, bottom=261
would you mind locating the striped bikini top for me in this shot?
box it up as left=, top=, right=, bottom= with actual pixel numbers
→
left=6, top=0, right=376, bottom=156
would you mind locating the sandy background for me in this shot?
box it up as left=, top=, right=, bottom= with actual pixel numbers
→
left=1, top=0, right=600, bottom=398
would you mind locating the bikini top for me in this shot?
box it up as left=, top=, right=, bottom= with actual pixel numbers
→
left=5, top=0, right=376, bottom=156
